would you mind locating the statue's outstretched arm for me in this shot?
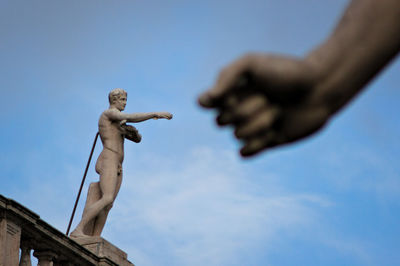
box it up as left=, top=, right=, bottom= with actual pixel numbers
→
left=106, top=109, right=172, bottom=123
left=199, top=0, right=400, bottom=157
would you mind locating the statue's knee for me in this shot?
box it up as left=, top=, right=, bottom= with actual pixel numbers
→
left=102, top=195, right=114, bottom=207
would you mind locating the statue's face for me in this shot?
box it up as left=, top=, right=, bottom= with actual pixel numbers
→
left=115, top=94, right=127, bottom=111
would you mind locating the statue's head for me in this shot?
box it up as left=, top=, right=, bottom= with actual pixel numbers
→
left=109, top=88, right=127, bottom=111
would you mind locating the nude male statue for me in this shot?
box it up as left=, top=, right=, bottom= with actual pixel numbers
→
left=199, top=0, right=400, bottom=157
left=70, top=88, right=172, bottom=237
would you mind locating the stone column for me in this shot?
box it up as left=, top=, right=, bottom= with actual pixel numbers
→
left=33, top=251, right=57, bottom=266
left=19, top=245, right=32, bottom=266
left=0, top=218, right=21, bottom=266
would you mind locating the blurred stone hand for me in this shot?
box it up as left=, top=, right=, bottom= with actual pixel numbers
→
left=199, top=0, right=400, bottom=157
left=199, top=54, right=331, bottom=157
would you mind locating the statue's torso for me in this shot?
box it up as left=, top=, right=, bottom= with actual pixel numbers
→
left=98, top=110, right=125, bottom=162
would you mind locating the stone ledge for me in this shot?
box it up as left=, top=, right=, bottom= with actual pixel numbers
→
left=1, top=194, right=130, bottom=266
left=72, top=236, right=134, bottom=266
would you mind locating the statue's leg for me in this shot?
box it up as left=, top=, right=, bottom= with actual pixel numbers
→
left=92, top=164, right=123, bottom=236
left=70, top=154, right=119, bottom=237
left=82, top=182, right=101, bottom=236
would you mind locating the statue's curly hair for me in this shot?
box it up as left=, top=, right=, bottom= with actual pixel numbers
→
left=108, top=88, right=127, bottom=104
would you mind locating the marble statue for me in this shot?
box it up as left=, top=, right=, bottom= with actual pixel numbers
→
left=199, top=0, right=400, bottom=157
left=70, top=88, right=172, bottom=237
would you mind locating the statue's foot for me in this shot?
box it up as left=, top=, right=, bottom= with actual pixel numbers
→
left=69, top=229, right=89, bottom=238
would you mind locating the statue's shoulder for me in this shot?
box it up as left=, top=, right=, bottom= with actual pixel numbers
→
left=101, top=108, right=120, bottom=117
left=100, top=108, right=124, bottom=124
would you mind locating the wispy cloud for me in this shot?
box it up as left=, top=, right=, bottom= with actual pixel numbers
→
left=318, top=144, right=400, bottom=200
left=106, top=147, right=331, bottom=266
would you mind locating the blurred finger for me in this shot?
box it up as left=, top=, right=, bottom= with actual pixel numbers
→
left=217, top=94, right=268, bottom=125
left=234, top=94, right=268, bottom=118
left=216, top=94, right=242, bottom=125
left=223, top=94, right=241, bottom=109
left=234, top=107, right=279, bottom=139
left=216, top=111, right=234, bottom=125
left=240, top=132, right=276, bottom=157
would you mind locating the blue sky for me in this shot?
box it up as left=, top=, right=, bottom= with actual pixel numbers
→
left=1, top=0, right=400, bottom=265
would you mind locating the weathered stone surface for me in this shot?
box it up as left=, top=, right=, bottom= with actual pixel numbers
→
left=1, top=194, right=128, bottom=266
left=73, top=236, right=134, bottom=266
left=0, top=218, right=21, bottom=266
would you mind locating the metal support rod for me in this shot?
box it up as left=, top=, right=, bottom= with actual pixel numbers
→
left=66, top=132, right=99, bottom=235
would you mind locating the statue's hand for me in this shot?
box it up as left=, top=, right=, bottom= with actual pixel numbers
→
left=156, top=112, right=173, bottom=120
left=198, top=53, right=331, bottom=157
left=122, top=124, right=142, bottom=143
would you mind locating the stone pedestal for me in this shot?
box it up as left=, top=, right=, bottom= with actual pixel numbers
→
left=72, top=237, right=134, bottom=266
left=0, top=218, right=21, bottom=266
